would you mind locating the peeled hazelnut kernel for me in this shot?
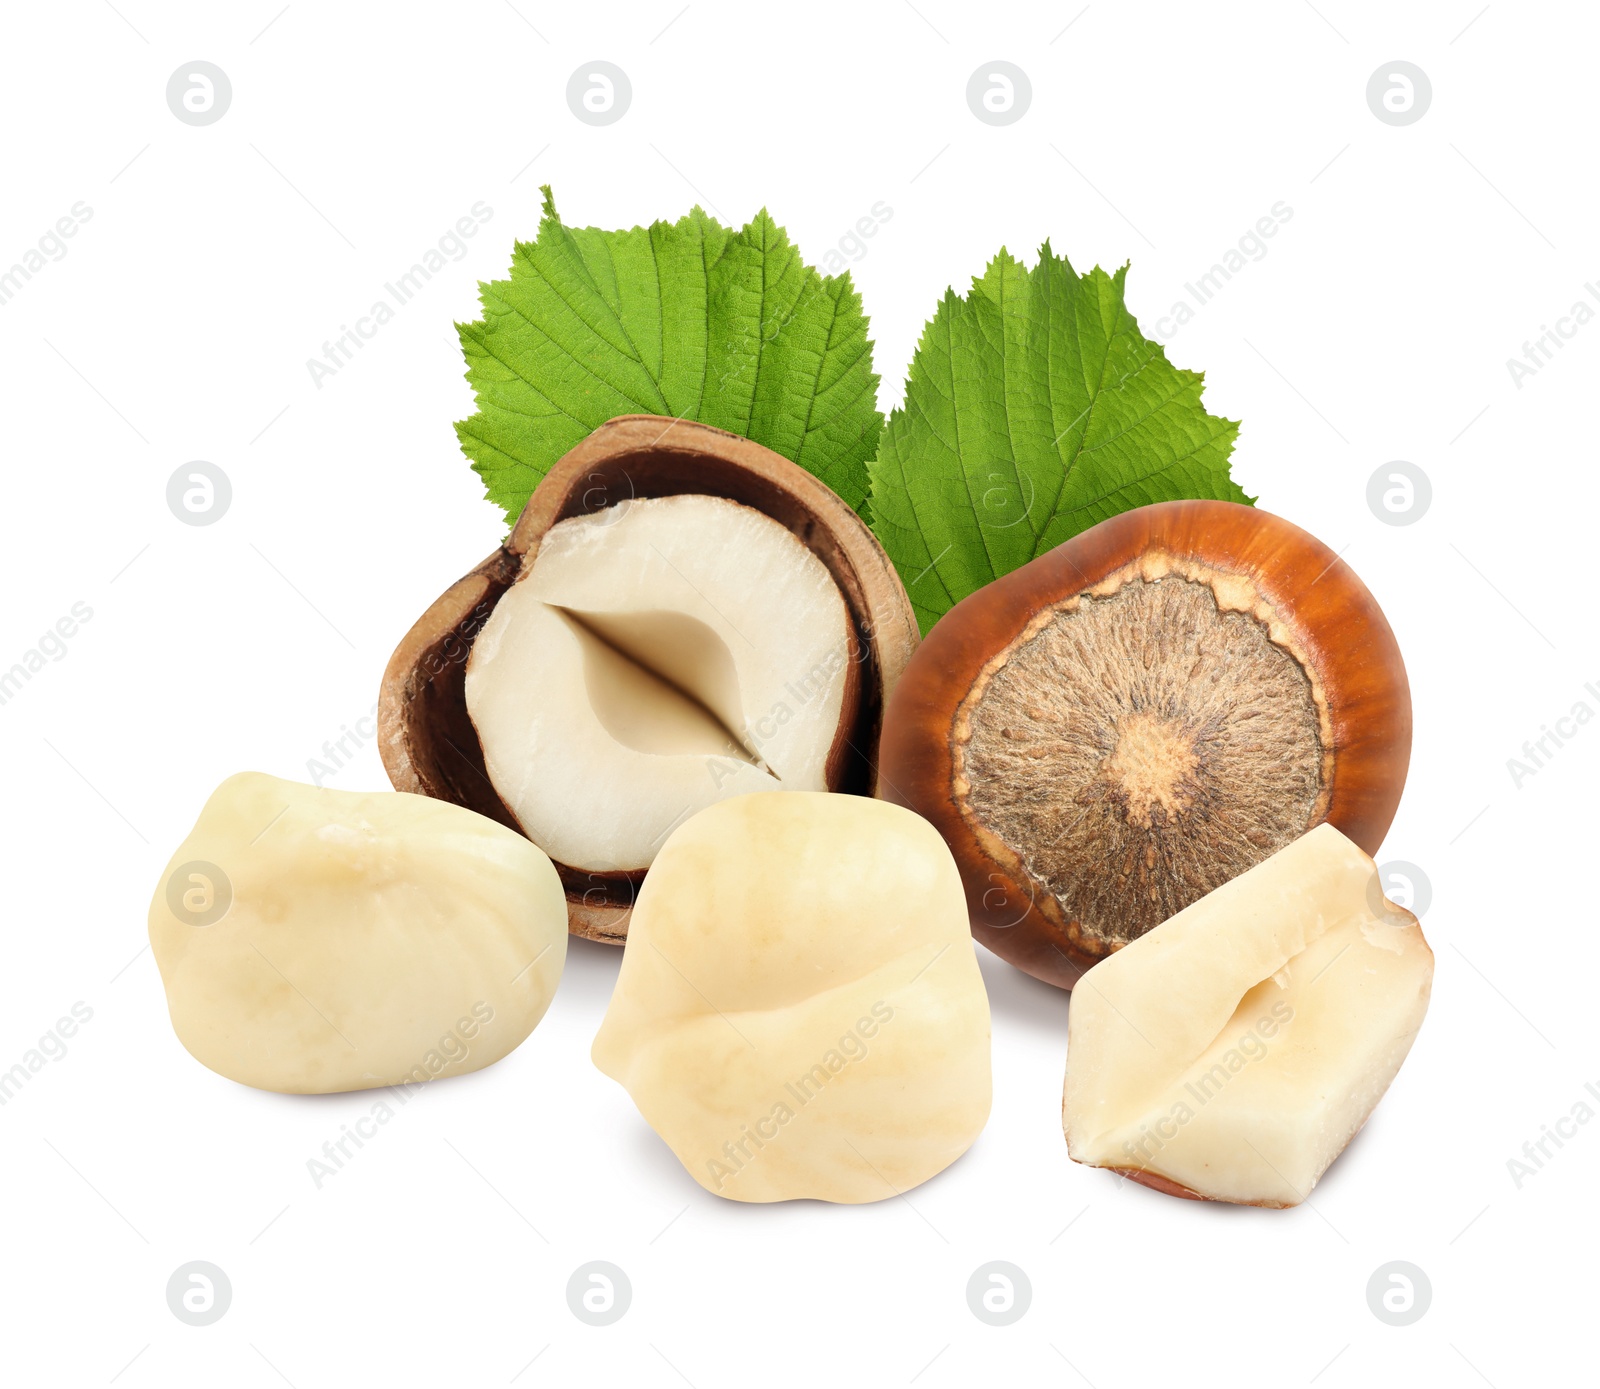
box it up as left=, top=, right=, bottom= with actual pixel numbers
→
left=879, top=499, right=1412, bottom=989
left=148, top=772, right=567, bottom=1094
left=465, top=493, right=858, bottom=876
left=1063, top=824, right=1434, bottom=1207
left=591, top=792, right=992, bottom=1203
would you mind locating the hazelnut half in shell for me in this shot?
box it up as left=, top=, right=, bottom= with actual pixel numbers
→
left=877, top=500, right=1411, bottom=989
left=379, top=416, right=919, bottom=944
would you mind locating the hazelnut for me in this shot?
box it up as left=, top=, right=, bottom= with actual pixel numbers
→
left=379, top=416, right=918, bottom=944
left=591, top=792, right=992, bottom=1203
left=878, top=500, right=1411, bottom=988
left=147, top=773, right=567, bottom=1094
left=465, top=493, right=860, bottom=877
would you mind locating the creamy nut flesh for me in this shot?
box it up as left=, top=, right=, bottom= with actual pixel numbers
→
left=465, top=495, right=853, bottom=873
left=1063, top=824, right=1433, bottom=1207
left=592, top=793, right=993, bottom=1203
left=148, top=772, right=567, bottom=1094
left=960, top=571, right=1328, bottom=956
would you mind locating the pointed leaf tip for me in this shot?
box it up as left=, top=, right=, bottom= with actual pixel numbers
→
left=868, top=241, right=1251, bottom=633
left=453, top=193, right=884, bottom=522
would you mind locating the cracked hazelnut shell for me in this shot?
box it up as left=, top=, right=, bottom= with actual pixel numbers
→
left=379, top=416, right=919, bottom=945
left=877, top=500, right=1412, bottom=989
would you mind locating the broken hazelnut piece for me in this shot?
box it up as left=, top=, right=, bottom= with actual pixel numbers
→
left=379, top=416, right=919, bottom=944
left=877, top=500, right=1412, bottom=988
left=1063, top=823, right=1434, bottom=1207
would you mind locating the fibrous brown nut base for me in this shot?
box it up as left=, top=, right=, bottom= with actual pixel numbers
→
left=958, top=561, right=1330, bottom=959
left=880, top=500, right=1412, bottom=989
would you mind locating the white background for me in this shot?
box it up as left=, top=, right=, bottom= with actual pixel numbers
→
left=1, top=1, right=1593, bottom=1384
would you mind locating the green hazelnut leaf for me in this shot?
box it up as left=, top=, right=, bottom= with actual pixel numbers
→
left=457, top=188, right=883, bottom=522
left=868, top=244, right=1252, bottom=634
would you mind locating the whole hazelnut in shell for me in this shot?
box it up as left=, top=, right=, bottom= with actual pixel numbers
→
left=877, top=500, right=1411, bottom=989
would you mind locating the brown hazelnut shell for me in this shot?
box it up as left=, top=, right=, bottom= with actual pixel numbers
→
left=379, top=415, right=919, bottom=944
left=876, top=499, right=1412, bottom=990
